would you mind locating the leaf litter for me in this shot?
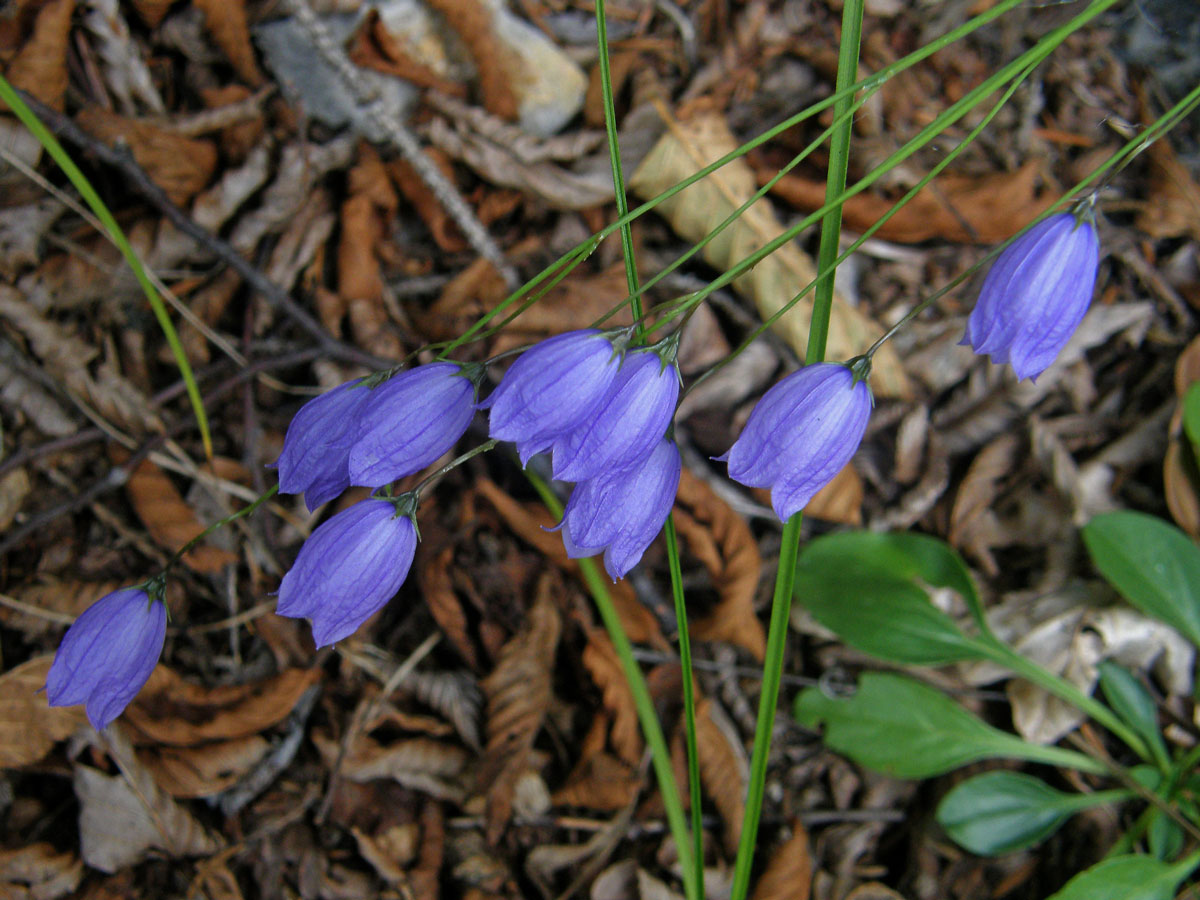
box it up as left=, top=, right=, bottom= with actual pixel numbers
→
left=0, top=1, right=1195, bottom=899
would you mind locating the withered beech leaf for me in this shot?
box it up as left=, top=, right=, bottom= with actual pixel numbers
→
left=0, top=843, right=83, bottom=900
left=137, top=735, right=272, bottom=798
left=0, top=655, right=86, bottom=767
left=479, top=586, right=561, bottom=844
left=114, top=451, right=239, bottom=575
left=124, top=667, right=320, bottom=745
left=2, top=0, right=73, bottom=112
left=695, top=697, right=748, bottom=857
left=673, top=470, right=765, bottom=661
left=948, top=432, right=1020, bottom=576
left=416, top=532, right=481, bottom=670
left=312, top=731, right=469, bottom=801
left=475, top=478, right=665, bottom=648
left=750, top=822, right=813, bottom=900
left=581, top=629, right=642, bottom=765
left=192, top=0, right=264, bottom=86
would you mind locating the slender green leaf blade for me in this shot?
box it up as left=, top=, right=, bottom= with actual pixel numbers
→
left=1183, top=382, right=1200, bottom=455
left=1096, top=661, right=1168, bottom=768
left=937, top=771, right=1125, bottom=856
left=794, top=673, right=1103, bottom=778
left=1045, top=853, right=1200, bottom=900
left=1082, top=511, right=1200, bottom=646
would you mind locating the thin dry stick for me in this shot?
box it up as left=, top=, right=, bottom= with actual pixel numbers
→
left=282, top=0, right=519, bottom=288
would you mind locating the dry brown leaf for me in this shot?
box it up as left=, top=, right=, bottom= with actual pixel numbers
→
left=1165, top=440, right=1200, bottom=539
left=2, top=0, right=73, bottom=112
left=129, top=0, right=173, bottom=28
left=407, top=669, right=482, bottom=751
left=192, top=0, right=264, bottom=86
left=137, top=735, right=272, bottom=798
left=674, top=469, right=765, bottom=661
left=76, top=108, right=218, bottom=206
left=349, top=9, right=466, bottom=96
left=0, top=655, right=85, bottom=767
left=804, top=462, right=864, bottom=525
left=313, top=731, right=470, bottom=801
left=189, top=859, right=245, bottom=900
left=114, top=451, right=238, bottom=574
left=410, top=800, right=445, bottom=900
left=0, top=843, right=83, bottom=900
left=581, top=629, right=642, bottom=765
left=750, top=822, right=813, bottom=900
left=416, top=537, right=481, bottom=670
left=694, top=696, right=747, bottom=857
left=764, top=161, right=1055, bottom=244
left=423, top=0, right=519, bottom=121
left=843, top=884, right=909, bottom=900
left=948, top=432, right=1020, bottom=576
left=552, top=748, right=640, bottom=812
left=390, top=152, right=469, bottom=253
left=351, top=825, right=415, bottom=884
left=417, top=257, right=511, bottom=342
left=629, top=110, right=910, bottom=399
left=0, top=466, right=31, bottom=533
left=124, top=666, right=320, bottom=745
left=1, top=579, right=123, bottom=637
left=479, top=586, right=561, bottom=843
left=1137, top=134, right=1200, bottom=242
left=475, top=477, right=665, bottom=647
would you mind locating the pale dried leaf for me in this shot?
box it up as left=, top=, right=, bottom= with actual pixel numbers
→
left=751, top=822, right=813, bottom=900
left=676, top=339, right=776, bottom=422
left=629, top=111, right=909, bottom=399
left=82, top=0, right=166, bottom=114
left=551, top=750, right=640, bottom=811
left=0, top=199, right=64, bottom=279
left=0, top=467, right=31, bottom=533
left=0, top=655, right=86, bottom=767
left=948, top=433, right=1020, bottom=573
left=193, top=0, right=264, bottom=85
left=137, top=736, right=271, bottom=798
left=313, top=731, right=469, bottom=801
left=1, top=579, right=124, bottom=636
left=0, top=844, right=83, bottom=900
left=804, top=462, right=864, bottom=526
left=407, top=668, right=483, bottom=751
left=0, top=349, right=76, bottom=437
left=4, top=0, right=74, bottom=112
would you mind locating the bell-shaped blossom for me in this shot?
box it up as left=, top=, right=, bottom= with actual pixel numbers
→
left=45, top=587, right=167, bottom=730
left=722, top=362, right=872, bottom=521
left=482, top=330, right=619, bottom=465
left=558, top=438, right=682, bottom=580
left=276, top=499, right=418, bottom=647
left=963, top=212, right=1099, bottom=381
left=349, top=363, right=476, bottom=487
left=552, top=351, right=679, bottom=482
left=275, top=379, right=370, bottom=511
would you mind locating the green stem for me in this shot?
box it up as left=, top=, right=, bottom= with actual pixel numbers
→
left=0, top=74, right=213, bottom=459
left=166, top=483, right=279, bottom=574
left=527, top=472, right=698, bottom=900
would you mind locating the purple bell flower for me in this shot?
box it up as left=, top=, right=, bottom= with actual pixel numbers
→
left=276, top=498, right=418, bottom=647
left=722, top=362, right=872, bottom=521
left=275, top=379, right=370, bottom=511
left=558, top=438, right=682, bottom=581
left=552, top=351, right=679, bottom=482
left=45, top=587, right=167, bottom=730
left=482, top=330, right=620, bottom=465
left=963, top=211, right=1100, bottom=381
left=349, top=363, right=477, bottom=488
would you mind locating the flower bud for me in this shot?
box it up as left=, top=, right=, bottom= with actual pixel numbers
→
left=722, top=362, right=871, bottom=521
left=482, top=330, right=620, bottom=465
left=274, top=379, right=369, bottom=511
left=558, top=438, right=681, bottom=580
left=963, top=211, right=1100, bottom=381
left=276, top=499, right=418, bottom=647
left=45, top=587, right=167, bottom=730
left=349, top=363, right=477, bottom=487
left=552, top=351, right=679, bottom=482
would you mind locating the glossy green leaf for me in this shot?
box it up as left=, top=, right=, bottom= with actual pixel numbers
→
left=1082, top=511, right=1200, bottom=647
left=937, top=771, right=1131, bottom=856
left=794, top=672, right=1105, bottom=778
left=1097, top=661, right=1169, bottom=769
left=1183, top=382, right=1200, bottom=456
left=1045, top=852, right=1200, bottom=900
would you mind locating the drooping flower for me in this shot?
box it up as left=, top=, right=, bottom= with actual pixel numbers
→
left=557, top=438, right=682, bottom=580
left=482, top=330, right=620, bottom=465
left=722, top=362, right=872, bottom=521
left=45, top=587, right=167, bottom=730
left=348, top=363, right=477, bottom=488
left=963, top=211, right=1100, bottom=381
left=276, top=498, right=418, bottom=647
left=552, top=350, right=679, bottom=482
left=275, top=379, right=370, bottom=511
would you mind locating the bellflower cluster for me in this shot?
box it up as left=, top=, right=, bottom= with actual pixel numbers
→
left=963, top=210, right=1100, bottom=381
left=45, top=585, right=167, bottom=730
left=485, top=330, right=682, bottom=580
left=722, top=362, right=873, bottom=521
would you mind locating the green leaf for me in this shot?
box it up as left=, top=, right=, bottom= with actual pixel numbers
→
left=1147, top=810, right=1184, bottom=861
left=793, top=672, right=1106, bottom=778
left=1097, top=661, right=1169, bottom=770
left=1082, top=511, right=1200, bottom=647
left=794, top=531, right=994, bottom=664
left=936, top=771, right=1131, bottom=856
left=1183, top=382, right=1200, bottom=456
left=1045, top=853, right=1200, bottom=900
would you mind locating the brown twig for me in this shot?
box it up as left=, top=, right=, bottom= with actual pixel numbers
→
left=13, top=89, right=390, bottom=370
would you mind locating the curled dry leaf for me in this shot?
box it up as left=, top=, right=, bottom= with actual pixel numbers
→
left=673, top=469, right=765, bottom=661
left=581, top=629, right=642, bottom=765
left=551, top=749, right=640, bottom=812
left=0, top=843, right=83, bottom=900
left=479, top=586, right=561, bottom=843
left=349, top=9, right=467, bottom=96
left=750, top=822, right=813, bottom=900
left=192, top=0, right=264, bottom=86
left=416, top=534, right=482, bottom=670
left=124, top=666, right=320, bottom=745
left=0, top=655, right=86, bottom=767
left=423, top=0, right=519, bottom=121
left=113, top=450, right=239, bottom=574
left=410, top=799, right=445, bottom=900
left=763, top=161, right=1055, bottom=244
left=0, top=579, right=123, bottom=637
left=475, top=478, right=665, bottom=648
left=694, top=696, right=748, bottom=857
left=137, top=735, right=271, bottom=798
left=390, top=151, right=470, bottom=253
left=312, top=731, right=470, bottom=802
left=2, top=0, right=73, bottom=112
left=76, top=108, right=218, bottom=206
left=129, top=0, right=173, bottom=28
left=1136, top=132, right=1200, bottom=242
left=629, top=110, right=910, bottom=399
left=947, top=432, right=1020, bottom=577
